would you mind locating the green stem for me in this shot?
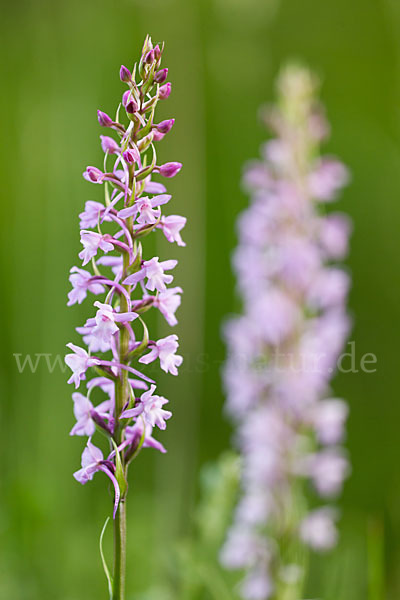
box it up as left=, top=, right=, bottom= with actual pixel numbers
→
left=113, top=252, right=131, bottom=600
left=113, top=499, right=127, bottom=600
left=367, top=515, right=385, bottom=600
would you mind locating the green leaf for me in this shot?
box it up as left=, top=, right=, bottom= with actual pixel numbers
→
left=111, top=439, right=127, bottom=497
left=115, top=102, right=122, bottom=124
left=126, top=317, right=149, bottom=360
left=132, top=213, right=161, bottom=240
left=91, top=257, right=102, bottom=277
left=104, top=180, right=111, bottom=207
left=92, top=365, right=117, bottom=382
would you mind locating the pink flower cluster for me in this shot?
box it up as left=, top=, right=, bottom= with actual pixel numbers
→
left=220, top=66, right=351, bottom=598
left=65, top=36, right=185, bottom=518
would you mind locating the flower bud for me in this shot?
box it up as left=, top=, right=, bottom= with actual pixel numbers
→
left=100, top=135, right=119, bottom=154
left=102, top=459, right=116, bottom=472
left=122, top=91, right=139, bottom=113
left=122, top=90, right=130, bottom=106
left=126, top=98, right=139, bottom=114
left=97, top=110, right=113, bottom=127
left=159, top=82, right=171, bottom=100
left=154, top=68, right=168, bottom=84
left=144, top=49, right=154, bottom=64
left=90, top=409, right=113, bottom=434
left=123, top=147, right=140, bottom=164
left=159, top=162, right=182, bottom=178
left=83, top=166, right=104, bottom=183
left=120, top=65, right=132, bottom=83
left=154, top=44, right=162, bottom=60
left=156, top=119, right=175, bottom=134
left=153, top=131, right=165, bottom=142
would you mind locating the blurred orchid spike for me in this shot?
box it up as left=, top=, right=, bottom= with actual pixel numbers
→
left=220, top=64, right=351, bottom=600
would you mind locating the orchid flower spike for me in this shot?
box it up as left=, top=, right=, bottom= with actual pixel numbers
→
left=65, top=35, right=186, bottom=598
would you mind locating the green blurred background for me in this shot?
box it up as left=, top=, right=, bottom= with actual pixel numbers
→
left=1, top=0, right=400, bottom=598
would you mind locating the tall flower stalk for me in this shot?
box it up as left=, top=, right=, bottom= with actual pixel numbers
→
left=221, top=65, right=351, bottom=599
left=65, top=35, right=185, bottom=600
